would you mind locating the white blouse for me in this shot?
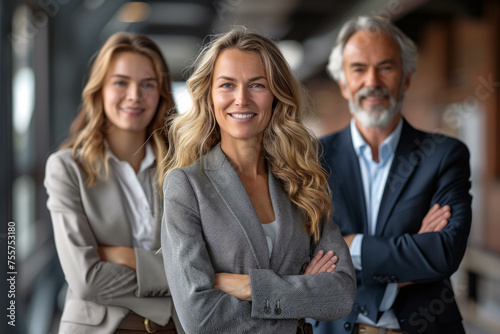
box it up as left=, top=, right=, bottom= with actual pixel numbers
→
left=106, top=142, right=156, bottom=250
left=261, top=221, right=278, bottom=257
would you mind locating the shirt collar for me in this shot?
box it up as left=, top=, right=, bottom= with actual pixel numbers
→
left=105, top=140, right=156, bottom=173
left=350, top=118, right=403, bottom=161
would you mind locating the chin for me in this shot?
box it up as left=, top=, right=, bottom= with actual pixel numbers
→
left=350, top=97, right=401, bottom=129
left=355, top=110, right=394, bottom=128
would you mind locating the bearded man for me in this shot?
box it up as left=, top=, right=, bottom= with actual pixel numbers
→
left=315, top=16, right=472, bottom=334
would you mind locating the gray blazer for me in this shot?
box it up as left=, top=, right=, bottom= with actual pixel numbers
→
left=161, top=144, right=356, bottom=334
left=45, top=149, right=184, bottom=334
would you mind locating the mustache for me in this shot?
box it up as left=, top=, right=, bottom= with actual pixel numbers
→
left=354, top=87, right=391, bottom=104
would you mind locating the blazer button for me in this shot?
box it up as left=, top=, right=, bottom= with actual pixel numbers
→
left=274, top=308, right=281, bottom=315
left=264, top=307, right=271, bottom=314
left=344, top=322, right=351, bottom=330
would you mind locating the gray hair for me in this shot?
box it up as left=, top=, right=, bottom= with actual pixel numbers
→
left=327, top=16, right=418, bottom=84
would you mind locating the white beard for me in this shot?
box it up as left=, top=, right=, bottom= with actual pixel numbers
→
left=348, top=86, right=403, bottom=128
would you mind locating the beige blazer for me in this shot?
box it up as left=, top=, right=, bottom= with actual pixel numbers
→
left=45, top=149, right=184, bottom=334
left=161, top=144, right=356, bottom=333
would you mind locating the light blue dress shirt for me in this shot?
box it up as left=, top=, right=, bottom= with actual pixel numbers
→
left=349, top=118, right=403, bottom=330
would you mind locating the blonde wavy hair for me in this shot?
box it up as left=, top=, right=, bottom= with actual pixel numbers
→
left=61, top=32, right=175, bottom=186
left=160, top=26, right=331, bottom=242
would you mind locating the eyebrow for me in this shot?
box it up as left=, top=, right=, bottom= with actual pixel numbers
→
left=214, top=75, right=267, bottom=82
left=111, top=74, right=157, bottom=81
left=349, top=59, right=396, bottom=68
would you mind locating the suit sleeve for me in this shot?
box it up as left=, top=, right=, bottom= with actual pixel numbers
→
left=161, top=169, right=356, bottom=333
left=361, top=140, right=472, bottom=285
left=249, top=217, right=356, bottom=321
left=135, top=247, right=170, bottom=296
left=44, top=153, right=167, bottom=306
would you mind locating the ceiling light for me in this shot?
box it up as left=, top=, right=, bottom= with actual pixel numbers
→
left=277, top=40, right=304, bottom=73
left=118, top=2, right=151, bottom=23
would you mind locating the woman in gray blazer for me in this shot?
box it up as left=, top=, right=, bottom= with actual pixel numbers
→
left=44, top=33, right=183, bottom=334
left=160, top=26, right=356, bottom=334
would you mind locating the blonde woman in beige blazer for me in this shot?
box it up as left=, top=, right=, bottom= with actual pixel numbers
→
left=160, top=27, right=356, bottom=334
left=44, top=33, right=183, bottom=334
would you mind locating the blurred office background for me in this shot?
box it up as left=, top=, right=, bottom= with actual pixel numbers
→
left=1, top=0, right=499, bottom=333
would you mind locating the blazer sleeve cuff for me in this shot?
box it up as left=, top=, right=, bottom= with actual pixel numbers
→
left=134, top=248, right=170, bottom=297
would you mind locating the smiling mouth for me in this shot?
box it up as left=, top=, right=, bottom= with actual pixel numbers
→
left=121, top=108, right=144, bottom=114
left=229, top=113, right=256, bottom=119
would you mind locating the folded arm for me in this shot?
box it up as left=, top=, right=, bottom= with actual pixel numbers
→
left=248, top=219, right=355, bottom=321
left=44, top=154, right=169, bottom=305
left=161, top=169, right=356, bottom=333
left=214, top=249, right=339, bottom=300
left=361, top=141, right=472, bottom=285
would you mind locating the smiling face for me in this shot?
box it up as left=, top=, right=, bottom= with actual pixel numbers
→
left=211, top=49, right=275, bottom=145
left=340, top=30, right=410, bottom=129
left=102, top=51, right=160, bottom=137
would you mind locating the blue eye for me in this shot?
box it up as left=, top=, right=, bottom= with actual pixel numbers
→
left=114, top=81, right=126, bottom=86
left=143, top=82, right=156, bottom=89
left=221, top=83, right=233, bottom=88
left=251, top=83, right=265, bottom=88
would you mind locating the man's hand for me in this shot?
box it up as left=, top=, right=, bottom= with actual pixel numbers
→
left=214, top=273, right=252, bottom=301
left=98, top=246, right=137, bottom=270
left=302, top=250, right=338, bottom=275
left=419, top=204, right=451, bottom=234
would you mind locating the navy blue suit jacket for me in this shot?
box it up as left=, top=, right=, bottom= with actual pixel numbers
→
left=317, top=119, right=472, bottom=334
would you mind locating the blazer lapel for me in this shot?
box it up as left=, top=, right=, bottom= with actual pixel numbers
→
left=267, top=172, right=296, bottom=270
left=330, top=127, right=368, bottom=234
left=204, top=144, right=270, bottom=269
left=87, top=169, right=134, bottom=246
left=151, top=175, right=163, bottom=250
left=376, top=119, right=421, bottom=235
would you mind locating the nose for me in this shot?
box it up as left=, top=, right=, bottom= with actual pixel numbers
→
left=234, top=87, right=249, bottom=106
left=364, top=67, right=380, bottom=88
left=127, top=83, right=142, bottom=101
